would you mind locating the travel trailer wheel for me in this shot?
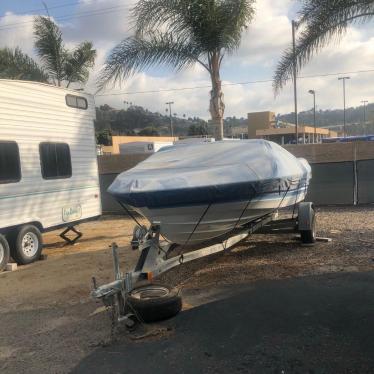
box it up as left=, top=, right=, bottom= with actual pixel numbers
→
left=0, top=234, right=10, bottom=271
left=10, top=225, right=43, bottom=265
left=126, top=282, right=182, bottom=323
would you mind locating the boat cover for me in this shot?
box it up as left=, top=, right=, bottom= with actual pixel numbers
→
left=108, top=140, right=311, bottom=208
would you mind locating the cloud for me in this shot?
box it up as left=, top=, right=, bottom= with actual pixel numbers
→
left=229, top=0, right=293, bottom=67
left=0, top=12, right=36, bottom=56
left=1, top=0, right=374, bottom=121
left=63, top=0, right=135, bottom=44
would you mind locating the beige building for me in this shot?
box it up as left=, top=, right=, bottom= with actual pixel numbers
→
left=247, top=111, right=338, bottom=144
left=248, top=111, right=277, bottom=138
left=105, top=135, right=178, bottom=154
left=257, top=125, right=338, bottom=144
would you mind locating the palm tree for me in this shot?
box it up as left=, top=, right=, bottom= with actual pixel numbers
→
left=0, top=16, right=96, bottom=88
left=274, top=0, right=374, bottom=93
left=0, top=47, right=49, bottom=82
left=64, top=42, right=96, bottom=88
left=34, top=16, right=96, bottom=87
left=98, top=0, right=255, bottom=140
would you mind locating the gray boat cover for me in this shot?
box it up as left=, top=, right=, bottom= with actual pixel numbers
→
left=108, top=140, right=311, bottom=208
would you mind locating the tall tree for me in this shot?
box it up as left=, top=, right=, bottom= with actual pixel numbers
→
left=64, top=42, right=96, bottom=88
left=274, top=0, right=374, bottom=93
left=0, top=16, right=96, bottom=88
left=34, top=16, right=96, bottom=87
left=0, top=47, right=49, bottom=82
left=98, top=0, right=255, bottom=140
left=34, top=15, right=67, bottom=86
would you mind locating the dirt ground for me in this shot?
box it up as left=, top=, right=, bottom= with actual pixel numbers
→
left=0, top=206, right=373, bottom=373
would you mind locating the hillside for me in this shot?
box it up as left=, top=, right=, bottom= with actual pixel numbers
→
left=279, top=103, right=374, bottom=135
left=95, top=102, right=374, bottom=144
left=95, top=104, right=209, bottom=144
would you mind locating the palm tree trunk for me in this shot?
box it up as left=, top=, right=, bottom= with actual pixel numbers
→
left=209, top=52, right=225, bottom=140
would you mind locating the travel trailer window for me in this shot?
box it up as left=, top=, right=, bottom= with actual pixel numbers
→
left=65, top=94, right=88, bottom=110
left=39, top=142, right=72, bottom=179
left=0, top=141, right=21, bottom=184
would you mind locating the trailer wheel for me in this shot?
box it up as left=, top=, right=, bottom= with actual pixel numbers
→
left=298, top=202, right=316, bottom=244
left=0, top=234, right=10, bottom=271
left=10, top=225, right=43, bottom=265
left=126, top=283, right=182, bottom=323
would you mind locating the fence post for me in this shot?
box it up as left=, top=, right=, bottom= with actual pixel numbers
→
left=353, top=143, right=358, bottom=205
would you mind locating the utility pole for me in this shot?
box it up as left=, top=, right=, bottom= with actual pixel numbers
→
left=338, top=76, right=350, bottom=137
left=361, top=100, right=368, bottom=135
left=292, top=20, right=299, bottom=144
left=308, top=89, right=316, bottom=143
left=165, top=101, right=174, bottom=138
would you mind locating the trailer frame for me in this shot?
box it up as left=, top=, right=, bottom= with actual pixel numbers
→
left=91, top=202, right=316, bottom=326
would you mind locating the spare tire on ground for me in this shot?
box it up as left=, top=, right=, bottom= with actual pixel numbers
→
left=126, top=282, right=182, bottom=323
left=0, top=234, right=10, bottom=271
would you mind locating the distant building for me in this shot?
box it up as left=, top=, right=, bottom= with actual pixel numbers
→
left=248, top=111, right=277, bottom=139
left=119, top=141, right=173, bottom=155
left=229, top=126, right=248, bottom=139
left=175, top=137, right=215, bottom=145
left=247, top=111, right=339, bottom=144
left=257, top=125, right=338, bottom=144
left=108, top=135, right=178, bottom=154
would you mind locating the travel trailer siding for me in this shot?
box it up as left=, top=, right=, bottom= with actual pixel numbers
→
left=0, top=80, right=101, bottom=268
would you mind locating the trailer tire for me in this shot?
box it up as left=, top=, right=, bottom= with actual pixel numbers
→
left=299, top=203, right=316, bottom=244
left=10, top=225, right=43, bottom=265
left=126, top=283, right=182, bottom=323
left=0, top=234, right=10, bottom=271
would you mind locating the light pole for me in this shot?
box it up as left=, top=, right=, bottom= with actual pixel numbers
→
left=361, top=100, right=368, bottom=135
left=308, top=89, right=316, bottom=143
left=338, top=76, right=350, bottom=137
left=292, top=20, right=299, bottom=144
left=165, top=101, right=174, bottom=138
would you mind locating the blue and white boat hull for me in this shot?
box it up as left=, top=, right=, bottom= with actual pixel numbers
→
left=132, top=187, right=308, bottom=244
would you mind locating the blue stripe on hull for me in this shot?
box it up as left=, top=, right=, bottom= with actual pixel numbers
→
left=110, top=176, right=309, bottom=209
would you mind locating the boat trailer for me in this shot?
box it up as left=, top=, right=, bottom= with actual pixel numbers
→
left=91, top=202, right=316, bottom=327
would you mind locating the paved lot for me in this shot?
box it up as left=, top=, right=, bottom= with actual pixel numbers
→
left=73, top=271, right=374, bottom=374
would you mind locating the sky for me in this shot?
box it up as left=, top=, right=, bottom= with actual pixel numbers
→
left=1, top=0, right=374, bottom=120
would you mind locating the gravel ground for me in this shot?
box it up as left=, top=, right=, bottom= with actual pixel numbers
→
left=0, top=206, right=373, bottom=373
left=160, top=206, right=374, bottom=289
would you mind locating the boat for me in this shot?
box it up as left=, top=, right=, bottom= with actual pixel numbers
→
left=108, top=140, right=311, bottom=245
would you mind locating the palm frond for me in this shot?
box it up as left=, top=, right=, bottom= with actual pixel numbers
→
left=34, top=15, right=67, bottom=85
left=64, top=42, right=96, bottom=87
left=98, top=32, right=204, bottom=89
left=215, top=0, right=255, bottom=53
left=298, top=0, right=374, bottom=25
left=133, top=0, right=255, bottom=53
left=0, top=47, right=49, bottom=82
left=273, top=0, right=374, bottom=93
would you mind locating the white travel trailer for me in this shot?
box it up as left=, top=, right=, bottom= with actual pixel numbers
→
left=0, top=80, right=101, bottom=270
